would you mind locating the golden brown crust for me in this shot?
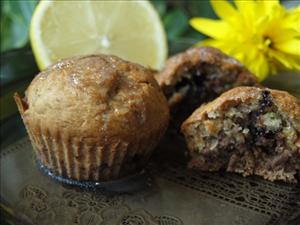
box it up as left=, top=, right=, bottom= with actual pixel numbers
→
left=24, top=55, right=169, bottom=141
left=155, top=47, right=258, bottom=101
left=15, top=55, right=170, bottom=181
left=182, top=87, right=300, bottom=131
left=271, top=90, right=300, bottom=130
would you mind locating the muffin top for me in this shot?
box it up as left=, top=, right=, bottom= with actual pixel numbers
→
left=181, top=87, right=300, bottom=131
left=155, top=47, right=258, bottom=89
left=23, top=55, right=169, bottom=142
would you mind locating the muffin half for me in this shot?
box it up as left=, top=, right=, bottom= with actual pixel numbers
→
left=181, top=87, right=300, bottom=183
left=155, top=47, right=259, bottom=126
left=15, top=55, right=169, bottom=181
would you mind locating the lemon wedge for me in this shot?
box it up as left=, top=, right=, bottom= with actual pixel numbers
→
left=30, top=0, right=167, bottom=70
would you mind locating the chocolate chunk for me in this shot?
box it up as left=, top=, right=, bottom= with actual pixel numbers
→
left=259, top=90, right=273, bottom=111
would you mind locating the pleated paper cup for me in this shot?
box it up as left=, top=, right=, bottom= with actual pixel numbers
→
left=14, top=93, right=161, bottom=181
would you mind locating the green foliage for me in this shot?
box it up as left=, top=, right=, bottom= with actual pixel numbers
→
left=151, top=0, right=218, bottom=53
left=0, top=47, right=38, bottom=121
left=151, top=0, right=167, bottom=16
left=164, top=9, right=189, bottom=40
left=0, top=0, right=217, bottom=53
left=0, top=0, right=295, bottom=53
left=1, top=0, right=38, bottom=52
left=152, top=0, right=216, bottom=43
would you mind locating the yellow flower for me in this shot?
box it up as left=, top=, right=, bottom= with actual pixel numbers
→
left=190, top=0, right=300, bottom=81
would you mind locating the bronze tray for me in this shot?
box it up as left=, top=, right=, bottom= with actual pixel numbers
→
left=1, top=47, right=300, bottom=225
left=1, top=125, right=300, bottom=225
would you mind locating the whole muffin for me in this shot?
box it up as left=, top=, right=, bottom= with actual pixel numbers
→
left=14, top=55, right=169, bottom=181
left=181, top=87, right=300, bottom=183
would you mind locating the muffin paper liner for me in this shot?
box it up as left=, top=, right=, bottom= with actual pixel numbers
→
left=14, top=93, right=161, bottom=181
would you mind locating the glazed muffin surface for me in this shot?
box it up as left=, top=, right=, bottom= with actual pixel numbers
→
left=15, top=55, right=169, bottom=181
left=182, top=87, right=300, bottom=183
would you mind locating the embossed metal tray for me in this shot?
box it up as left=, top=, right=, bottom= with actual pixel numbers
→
left=1, top=47, right=300, bottom=225
left=1, top=123, right=300, bottom=225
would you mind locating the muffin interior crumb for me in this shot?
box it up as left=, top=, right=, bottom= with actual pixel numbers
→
left=187, top=90, right=299, bottom=182
left=167, top=63, right=239, bottom=122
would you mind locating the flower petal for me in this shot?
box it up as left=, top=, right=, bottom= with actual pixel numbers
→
left=249, top=53, right=269, bottom=81
left=269, top=49, right=300, bottom=71
left=282, top=10, right=300, bottom=30
left=233, top=0, right=255, bottom=19
left=233, top=0, right=255, bottom=15
left=269, top=29, right=299, bottom=44
left=274, top=39, right=300, bottom=56
left=286, top=56, right=300, bottom=71
left=261, top=0, right=281, bottom=15
left=189, top=18, right=230, bottom=39
left=210, top=0, right=237, bottom=21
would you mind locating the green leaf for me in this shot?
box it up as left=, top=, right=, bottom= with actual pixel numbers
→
left=151, top=0, right=166, bottom=17
left=187, top=1, right=217, bottom=18
left=183, top=29, right=207, bottom=42
left=0, top=0, right=38, bottom=52
left=180, top=1, right=216, bottom=45
left=168, top=38, right=198, bottom=55
left=0, top=81, right=30, bottom=121
left=1, top=47, right=38, bottom=88
left=163, top=9, right=189, bottom=40
left=0, top=47, right=38, bottom=121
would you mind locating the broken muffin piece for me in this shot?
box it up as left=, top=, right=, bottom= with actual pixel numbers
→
left=181, top=87, right=300, bottom=183
left=155, top=47, right=259, bottom=126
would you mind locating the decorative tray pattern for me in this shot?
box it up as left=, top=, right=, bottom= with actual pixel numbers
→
left=1, top=137, right=299, bottom=225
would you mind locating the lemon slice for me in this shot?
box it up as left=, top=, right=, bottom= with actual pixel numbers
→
left=30, top=0, right=167, bottom=70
